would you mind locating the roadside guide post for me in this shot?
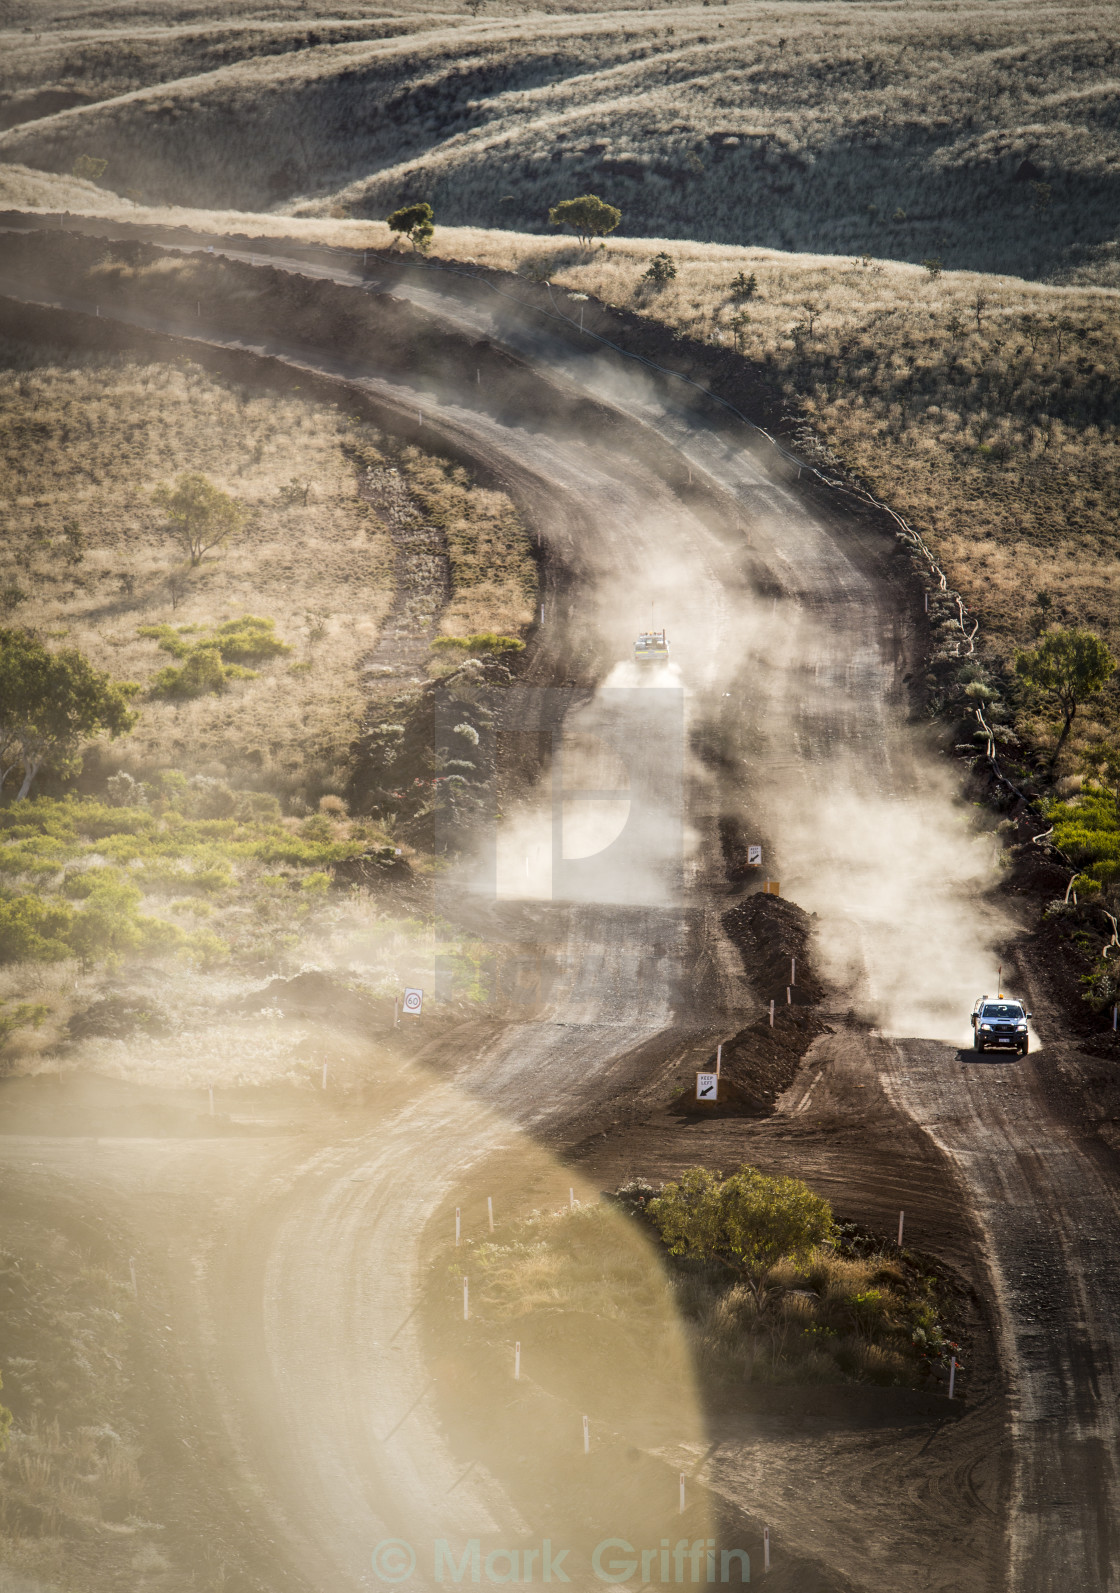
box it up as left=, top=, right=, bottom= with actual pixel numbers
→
left=679, top=1474, right=686, bottom=1514
left=769, top=1000, right=775, bottom=1027
left=514, top=1341, right=521, bottom=1380
left=949, top=1357, right=957, bottom=1399
left=715, top=1043, right=722, bottom=1078
left=583, top=1415, right=590, bottom=1454
left=488, top=1196, right=494, bottom=1233
left=898, top=1210, right=905, bottom=1247
left=455, top=1208, right=461, bottom=1246
left=764, top=1528, right=770, bottom=1572
left=129, top=1258, right=137, bottom=1298
left=463, top=1278, right=469, bottom=1321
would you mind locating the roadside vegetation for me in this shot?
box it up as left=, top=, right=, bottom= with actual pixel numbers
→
left=0, top=1217, right=162, bottom=1591
left=447, top=1170, right=961, bottom=1394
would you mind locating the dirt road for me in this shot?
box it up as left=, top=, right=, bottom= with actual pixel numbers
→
left=2, top=222, right=1118, bottom=1591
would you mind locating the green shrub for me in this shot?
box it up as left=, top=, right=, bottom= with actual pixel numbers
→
left=137, top=624, right=191, bottom=658
left=212, top=615, right=291, bottom=663
left=0, top=892, right=75, bottom=962
left=0, top=999, right=49, bottom=1045
left=149, top=644, right=229, bottom=700
left=431, top=633, right=525, bottom=657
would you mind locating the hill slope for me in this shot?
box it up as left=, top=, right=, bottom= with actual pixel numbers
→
left=1, top=0, right=1118, bottom=284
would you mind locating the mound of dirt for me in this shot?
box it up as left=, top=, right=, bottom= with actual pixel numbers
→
left=224, top=970, right=390, bottom=1031
left=721, top=891, right=823, bottom=1002
left=66, top=995, right=169, bottom=1042
left=671, top=1008, right=830, bottom=1119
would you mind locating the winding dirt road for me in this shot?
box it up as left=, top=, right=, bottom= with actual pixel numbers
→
left=2, top=222, right=1119, bottom=1592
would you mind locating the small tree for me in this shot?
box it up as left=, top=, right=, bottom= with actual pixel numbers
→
left=1028, top=588, right=1054, bottom=636
left=1015, top=627, right=1116, bottom=771
left=0, top=629, right=139, bottom=799
left=387, top=202, right=435, bottom=253
left=921, top=256, right=943, bottom=281
left=548, top=194, right=621, bottom=249
left=648, top=1164, right=836, bottom=1304
left=642, top=251, right=676, bottom=286
left=729, top=270, right=758, bottom=301
left=152, top=473, right=246, bottom=567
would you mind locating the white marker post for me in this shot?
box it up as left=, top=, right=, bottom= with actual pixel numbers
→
left=455, top=1207, right=461, bottom=1246
left=769, top=1000, right=775, bottom=1028
left=129, top=1258, right=137, bottom=1298
left=197, top=301, right=200, bottom=318
left=787, top=986, right=791, bottom=1005
left=488, top=1196, right=494, bottom=1233
left=393, top=995, right=399, bottom=1027
left=791, top=957, right=796, bottom=985
left=569, top=1187, right=575, bottom=1211
left=540, top=603, right=545, bottom=624
left=679, top=1473, right=686, bottom=1514
left=322, top=1062, right=328, bottom=1090
left=763, top=1528, right=770, bottom=1572
left=898, top=1210, right=905, bottom=1247
left=463, top=1278, right=469, bottom=1321
left=208, top=1085, right=214, bottom=1117
left=514, top=1341, right=521, bottom=1381
left=949, top=1357, right=957, bottom=1399
left=583, top=1415, right=590, bottom=1454
left=715, top=1043, right=722, bottom=1079
left=924, top=591, right=929, bottom=613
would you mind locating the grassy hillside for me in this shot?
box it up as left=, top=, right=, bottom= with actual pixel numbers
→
left=1, top=0, right=1119, bottom=284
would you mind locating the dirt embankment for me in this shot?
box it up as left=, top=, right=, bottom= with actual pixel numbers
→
left=669, top=893, right=829, bottom=1119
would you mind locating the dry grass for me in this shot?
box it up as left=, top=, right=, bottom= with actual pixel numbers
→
left=400, top=447, right=536, bottom=638
left=2, top=1, right=1119, bottom=283
left=0, top=341, right=393, bottom=797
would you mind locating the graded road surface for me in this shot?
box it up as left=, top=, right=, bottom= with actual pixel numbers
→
left=2, top=222, right=1119, bottom=1592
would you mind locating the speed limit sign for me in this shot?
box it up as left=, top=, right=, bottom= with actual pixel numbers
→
left=402, top=987, right=423, bottom=1016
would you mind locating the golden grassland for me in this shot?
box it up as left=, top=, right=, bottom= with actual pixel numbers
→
left=2, top=1, right=1118, bottom=284
left=0, top=343, right=392, bottom=797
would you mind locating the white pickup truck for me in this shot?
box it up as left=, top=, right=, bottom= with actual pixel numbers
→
left=970, top=996, right=1032, bottom=1055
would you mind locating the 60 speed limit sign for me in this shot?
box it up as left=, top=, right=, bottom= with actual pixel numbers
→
left=402, top=987, right=424, bottom=1016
